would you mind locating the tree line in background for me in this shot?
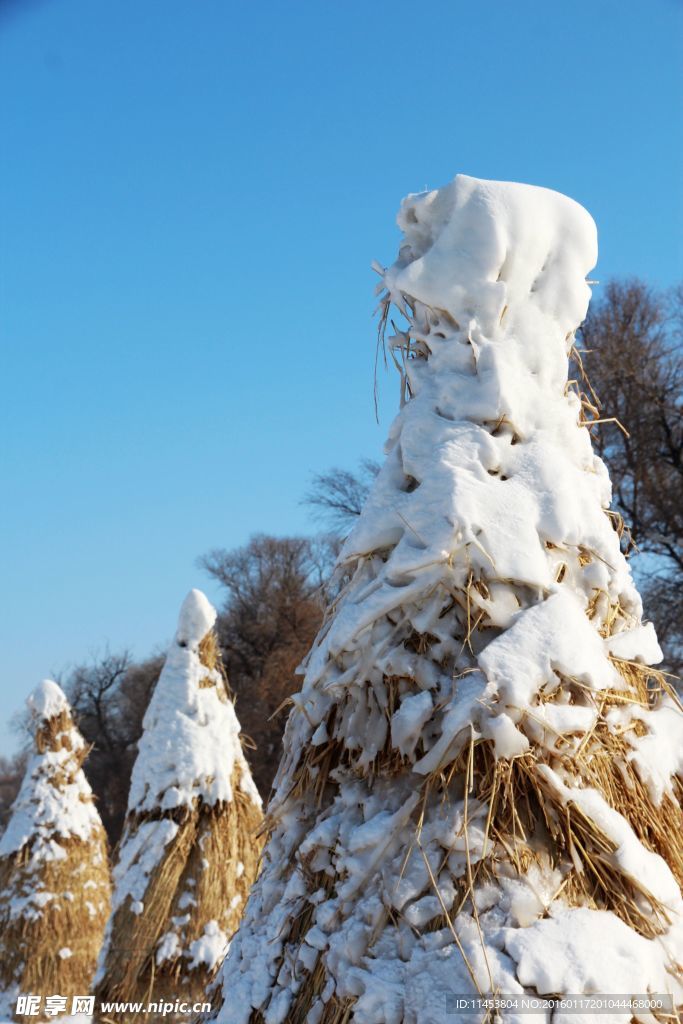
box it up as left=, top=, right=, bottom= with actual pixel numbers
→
left=1, top=278, right=680, bottom=844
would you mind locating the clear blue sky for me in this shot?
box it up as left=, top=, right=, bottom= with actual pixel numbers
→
left=1, top=0, right=681, bottom=754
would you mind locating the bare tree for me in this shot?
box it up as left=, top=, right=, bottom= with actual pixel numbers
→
left=200, top=535, right=327, bottom=798
left=0, top=752, right=27, bottom=834
left=304, top=459, right=380, bottom=532
left=67, top=651, right=133, bottom=756
left=60, top=651, right=164, bottom=844
left=577, top=278, right=682, bottom=673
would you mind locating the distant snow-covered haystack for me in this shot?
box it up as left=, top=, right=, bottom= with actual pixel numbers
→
left=212, top=176, right=683, bottom=1024
left=94, top=589, right=262, bottom=1022
left=0, top=680, right=111, bottom=1022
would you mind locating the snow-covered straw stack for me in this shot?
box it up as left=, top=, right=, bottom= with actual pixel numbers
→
left=0, top=680, right=111, bottom=1021
left=95, top=589, right=262, bottom=1021
left=213, top=176, right=683, bottom=1023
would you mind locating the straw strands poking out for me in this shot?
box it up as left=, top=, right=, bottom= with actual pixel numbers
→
left=94, top=590, right=263, bottom=1022
left=233, top=627, right=683, bottom=1024
left=0, top=680, right=111, bottom=1022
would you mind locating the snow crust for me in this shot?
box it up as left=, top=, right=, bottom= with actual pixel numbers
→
left=213, top=175, right=682, bottom=1022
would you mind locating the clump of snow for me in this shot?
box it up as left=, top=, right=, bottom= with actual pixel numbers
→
left=213, top=175, right=681, bottom=1022
left=479, top=590, right=620, bottom=703
left=621, top=695, right=683, bottom=804
left=176, top=588, right=217, bottom=649
left=390, top=691, right=433, bottom=757
left=506, top=906, right=682, bottom=1005
left=188, top=920, right=230, bottom=971
left=604, top=622, right=662, bottom=664
left=27, top=678, right=70, bottom=720
left=156, top=929, right=182, bottom=965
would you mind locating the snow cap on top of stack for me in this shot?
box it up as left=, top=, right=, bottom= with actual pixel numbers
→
left=176, top=588, right=217, bottom=649
left=386, top=173, right=597, bottom=337
left=27, top=679, right=70, bottom=721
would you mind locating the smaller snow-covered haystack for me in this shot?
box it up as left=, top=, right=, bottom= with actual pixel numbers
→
left=94, top=589, right=262, bottom=1021
left=0, top=680, right=111, bottom=1021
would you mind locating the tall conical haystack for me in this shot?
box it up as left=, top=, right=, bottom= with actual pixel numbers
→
left=213, top=176, right=683, bottom=1023
left=0, top=680, right=111, bottom=1021
left=94, top=589, right=262, bottom=1021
